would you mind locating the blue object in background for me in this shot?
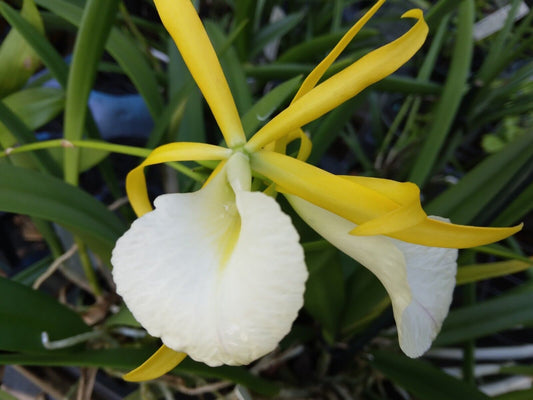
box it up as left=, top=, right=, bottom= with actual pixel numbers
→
left=87, top=90, right=153, bottom=140
left=35, top=56, right=154, bottom=141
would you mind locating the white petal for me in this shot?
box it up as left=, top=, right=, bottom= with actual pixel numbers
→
left=112, top=168, right=307, bottom=367
left=287, top=195, right=457, bottom=357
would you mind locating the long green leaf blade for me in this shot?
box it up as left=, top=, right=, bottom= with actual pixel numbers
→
left=435, top=291, right=533, bottom=346
left=409, top=0, right=474, bottom=187
left=371, top=351, right=491, bottom=400
left=0, top=277, right=89, bottom=353
left=0, top=164, right=125, bottom=257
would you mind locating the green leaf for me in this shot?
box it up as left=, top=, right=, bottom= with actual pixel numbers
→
left=340, top=263, right=389, bottom=338
left=435, top=291, right=533, bottom=346
left=425, top=0, right=467, bottom=30
left=303, top=243, right=344, bottom=341
left=371, top=351, right=491, bottom=400
left=0, top=164, right=125, bottom=258
left=426, top=131, right=533, bottom=224
left=2, top=87, right=64, bottom=136
left=493, top=388, right=533, bottom=400
left=241, top=75, right=302, bottom=137
left=11, top=255, right=53, bottom=286
left=233, top=0, right=255, bottom=60
left=277, top=29, right=378, bottom=63
left=0, top=87, right=65, bottom=170
left=105, top=306, right=141, bottom=328
left=251, top=11, right=306, bottom=58
left=0, top=346, right=279, bottom=396
left=409, top=0, right=474, bottom=187
left=308, top=95, right=365, bottom=165
left=492, top=182, right=533, bottom=227
left=0, top=0, right=44, bottom=98
left=0, top=277, right=89, bottom=352
left=456, top=258, right=533, bottom=285
left=0, top=1, right=68, bottom=87
left=0, top=100, right=60, bottom=175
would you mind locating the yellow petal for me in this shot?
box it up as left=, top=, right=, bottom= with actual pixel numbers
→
left=335, top=176, right=522, bottom=246
left=123, top=345, right=186, bottom=382
left=246, top=9, right=428, bottom=152
left=292, top=0, right=386, bottom=102
left=389, top=218, right=523, bottom=248
left=126, top=142, right=231, bottom=217
left=250, top=150, right=399, bottom=223
left=153, top=0, right=245, bottom=147
left=341, top=176, right=427, bottom=235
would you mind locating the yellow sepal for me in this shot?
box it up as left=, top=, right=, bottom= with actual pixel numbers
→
left=292, top=0, right=386, bottom=102
left=153, top=0, right=245, bottom=147
left=389, top=218, right=523, bottom=249
left=123, top=345, right=186, bottom=382
left=246, top=8, right=428, bottom=152
left=342, top=176, right=427, bottom=235
left=126, top=142, right=231, bottom=217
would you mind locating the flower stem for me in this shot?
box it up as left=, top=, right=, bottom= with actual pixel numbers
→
left=0, top=139, right=205, bottom=182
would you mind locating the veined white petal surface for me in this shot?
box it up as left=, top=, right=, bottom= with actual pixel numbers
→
left=112, top=162, right=307, bottom=366
left=286, top=195, right=457, bottom=357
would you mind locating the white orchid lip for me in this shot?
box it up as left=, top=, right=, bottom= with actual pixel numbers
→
left=112, top=154, right=308, bottom=366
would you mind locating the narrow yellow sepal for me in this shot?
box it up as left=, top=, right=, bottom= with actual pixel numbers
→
left=292, top=0, right=386, bottom=102
left=123, top=345, right=186, bottom=382
left=126, top=142, right=231, bottom=217
left=246, top=8, right=428, bottom=152
left=153, top=0, right=245, bottom=147
left=389, top=218, right=523, bottom=249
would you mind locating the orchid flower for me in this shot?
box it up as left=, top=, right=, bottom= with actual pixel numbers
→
left=111, top=0, right=522, bottom=382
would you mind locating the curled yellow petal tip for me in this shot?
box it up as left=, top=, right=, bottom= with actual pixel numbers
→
left=401, top=9, right=424, bottom=19
left=123, top=345, right=186, bottom=382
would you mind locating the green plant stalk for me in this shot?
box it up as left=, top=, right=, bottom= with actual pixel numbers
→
left=63, top=0, right=119, bottom=185
left=409, top=1, right=474, bottom=187
left=0, top=139, right=205, bottom=182
left=331, top=0, right=342, bottom=32
left=76, top=238, right=102, bottom=297
left=0, top=101, right=59, bottom=175
left=378, top=96, right=414, bottom=158
left=472, top=244, right=533, bottom=264
left=233, top=0, right=255, bottom=60
left=342, top=124, right=374, bottom=172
